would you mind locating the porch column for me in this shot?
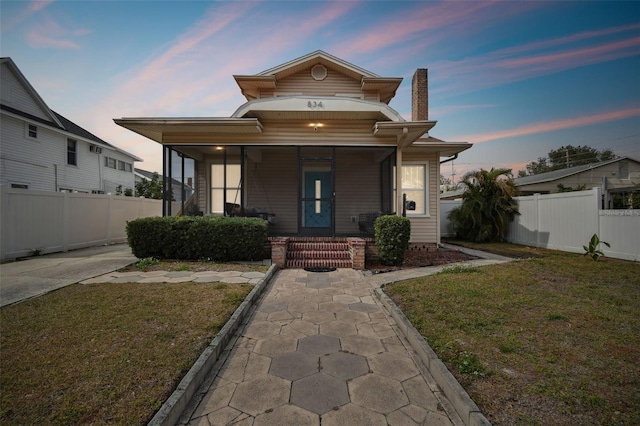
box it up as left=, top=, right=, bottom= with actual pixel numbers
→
left=395, top=146, right=403, bottom=216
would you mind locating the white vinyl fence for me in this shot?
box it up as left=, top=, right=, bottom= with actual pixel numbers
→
left=440, top=188, right=639, bottom=261
left=0, top=187, right=177, bottom=261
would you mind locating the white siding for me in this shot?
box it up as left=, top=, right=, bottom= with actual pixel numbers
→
left=0, top=62, right=52, bottom=121
left=1, top=114, right=60, bottom=191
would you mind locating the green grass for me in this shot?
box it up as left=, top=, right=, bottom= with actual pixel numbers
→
left=123, top=259, right=269, bottom=273
left=385, top=246, right=640, bottom=425
left=0, top=281, right=252, bottom=425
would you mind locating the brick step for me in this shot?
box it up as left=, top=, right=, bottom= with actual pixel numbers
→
left=286, top=258, right=353, bottom=269
left=287, top=250, right=351, bottom=260
left=288, top=242, right=349, bottom=251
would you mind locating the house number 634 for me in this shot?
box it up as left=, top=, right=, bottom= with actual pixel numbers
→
left=307, top=101, right=323, bottom=109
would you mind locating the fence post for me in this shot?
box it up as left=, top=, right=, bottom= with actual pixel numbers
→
left=534, top=193, right=540, bottom=248
left=62, top=191, right=69, bottom=252
left=594, top=187, right=601, bottom=239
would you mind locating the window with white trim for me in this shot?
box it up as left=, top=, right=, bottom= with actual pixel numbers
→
left=67, top=139, right=77, bottom=165
left=28, top=124, right=37, bottom=139
left=401, top=163, right=428, bottom=215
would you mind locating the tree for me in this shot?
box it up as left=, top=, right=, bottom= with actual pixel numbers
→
left=519, top=145, right=617, bottom=176
left=135, top=172, right=163, bottom=199
left=447, top=168, right=520, bottom=242
left=440, top=174, right=457, bottom=193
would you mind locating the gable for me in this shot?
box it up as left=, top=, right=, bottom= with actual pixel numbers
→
left=0, top=60, right=58, bottom=125
left=262, top=66, right=370, bottom=100
left=234, top=50, right=401, bottom=104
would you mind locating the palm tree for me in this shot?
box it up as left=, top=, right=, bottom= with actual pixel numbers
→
left=448, top=168, right=519, bottom=242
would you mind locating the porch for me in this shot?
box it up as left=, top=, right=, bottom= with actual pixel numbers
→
left=163, top=145, right=399, bottom=238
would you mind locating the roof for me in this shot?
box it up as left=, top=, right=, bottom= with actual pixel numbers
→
left=135, top=168, right=192, bottom=189
left=514, top=157, right=640, bottom=186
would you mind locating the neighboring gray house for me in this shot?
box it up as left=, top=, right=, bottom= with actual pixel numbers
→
left=441, top=157, right=640, bottom=207
left=0, top=57, right=141, bottom=194
left=134, top=168, right=194, bottom=201
left=514, top=156, right=640, bottom=200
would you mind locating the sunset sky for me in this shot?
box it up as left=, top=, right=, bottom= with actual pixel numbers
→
left=2, top=0, right=639, bottom=180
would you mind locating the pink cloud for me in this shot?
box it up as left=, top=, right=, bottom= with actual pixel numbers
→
left=460, top=107, right=640, bottom=143
left=25, top=15, right=90, bottom=49
left=29, top=1, right=54, bottom=12
left=432, top=25, right=640, bottom=97
left=26, top=30, right=80, bottom=49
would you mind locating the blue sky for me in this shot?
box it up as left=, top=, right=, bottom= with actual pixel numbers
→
left=2, top=0, right=639, bottom=180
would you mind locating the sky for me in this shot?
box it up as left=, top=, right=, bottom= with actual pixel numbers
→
left=1, top=0, right=639, bottom=181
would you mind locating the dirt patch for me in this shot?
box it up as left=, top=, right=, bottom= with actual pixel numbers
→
left=365, top=247, right=476, bottom=273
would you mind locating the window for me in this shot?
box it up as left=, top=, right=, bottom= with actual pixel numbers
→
left=105, top=157, right=116, bottom=169
left=402, top=163, right=428, bottom=215
left=67, top=139, right=77, bottom=165
left=11, top=183, right=29, bottom=189
left=619, top=161, right=629, bottom=179
left=28, top=124, right=37, bottom=138
left=118, top=160, right=125, bottom=171
left=210, top=163, right=241, bottom=214
left=125, top=163, right=132, bottom=172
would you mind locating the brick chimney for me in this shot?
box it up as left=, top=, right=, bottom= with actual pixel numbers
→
left=412, top=68, right=428, bottom=121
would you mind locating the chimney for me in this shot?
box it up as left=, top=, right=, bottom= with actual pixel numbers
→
left=412, top=68, right=428, bottom=121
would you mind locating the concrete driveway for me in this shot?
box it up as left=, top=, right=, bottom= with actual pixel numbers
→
left=0, top=244, right=136, bottom=307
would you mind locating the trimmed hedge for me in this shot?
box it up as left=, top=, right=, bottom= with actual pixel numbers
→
left=374, top=215, right=411, bottom=266
left=126, top=216, right=267, bottom=261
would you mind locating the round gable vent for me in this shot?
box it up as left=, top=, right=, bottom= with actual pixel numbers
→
left=311, top=64, right=327, bottom=81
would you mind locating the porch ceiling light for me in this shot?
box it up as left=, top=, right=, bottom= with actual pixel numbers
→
left=309, top=123, right=324, bottom=132
left=215, top=146, right=224, bottom=150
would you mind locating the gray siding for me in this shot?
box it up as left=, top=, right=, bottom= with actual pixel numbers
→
left=402, top=152, right=439, bottom=243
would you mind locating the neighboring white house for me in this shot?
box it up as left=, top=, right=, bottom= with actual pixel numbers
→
left=0, top=57, right=141, bottom=194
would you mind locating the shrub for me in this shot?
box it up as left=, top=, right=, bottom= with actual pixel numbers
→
left=126, top=216, right=267, bottom=261
left=126, top=217, right=172, bottom=258
left=374, top=215, right=411, bottom=266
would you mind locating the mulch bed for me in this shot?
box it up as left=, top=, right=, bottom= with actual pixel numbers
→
left=365, top=247, right=477, bottom=273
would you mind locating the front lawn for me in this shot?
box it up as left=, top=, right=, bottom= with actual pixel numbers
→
left=0, top=281, right=252, bottom=425
left=385, top=245, right=640, bottom=425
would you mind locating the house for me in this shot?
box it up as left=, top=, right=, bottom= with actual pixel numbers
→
left=115, top=51, right=471, bottom=268
left=514, top=157, right=640, bottom=207
left=134, top=168, right=194, bottom=202
left=0, top=57, right=141, bottom=194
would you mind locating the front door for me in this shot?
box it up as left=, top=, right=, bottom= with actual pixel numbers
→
left=299, top=148, right=334, bottom=236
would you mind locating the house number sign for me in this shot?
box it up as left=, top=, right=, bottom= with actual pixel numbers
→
left=307, top=101, right=324, bottom=109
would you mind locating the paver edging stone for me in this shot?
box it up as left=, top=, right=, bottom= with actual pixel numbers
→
left=147, top=264, right=278, bottom=426
left=374, top=286, right=492, bottom=426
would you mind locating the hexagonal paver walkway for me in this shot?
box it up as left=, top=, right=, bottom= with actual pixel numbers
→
left=186, top=268, right=456, bottom=425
